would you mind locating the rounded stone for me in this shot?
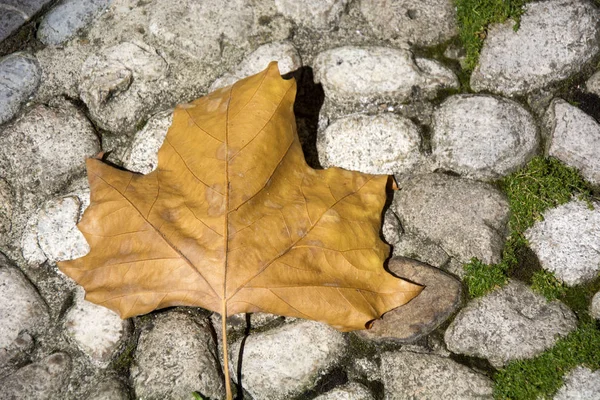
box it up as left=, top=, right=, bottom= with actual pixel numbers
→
left=444, top=280, right=577, bottom=367
left=317, top=113, right=423, bottom=175
left=471, top=0, right=600, bottom=96
left=546, top=99, right=600, bottom=186
left=359, top=0, right=457, bottom=46
left=275, top=0, right=348, bottom=30
left=0, top=53, right=41, bottom=125
left=381, top=351, right=494, bottom=399
left=37, top=0, right=112, bottom=45
left=432, top=94, right=539, bottom=180
left=591, top=291, right=600, bottom=320
left=313, top=46, right=458, bottom=104
left=525, top=199, right=600, bottom=286
left=356, top=257, right=462, bottom=343
left=230, top=320, right=347, bottom=400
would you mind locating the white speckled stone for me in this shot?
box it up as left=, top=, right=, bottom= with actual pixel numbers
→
left=314, top=382, right=375, bottom=400
left=591, top=291, right=600, bottom=320
left=444, top=281, right=577, bottom=367
left=585, top=70, right=600, bottom=96
left=209, top=41, right=302, bottom=91
left=123, top=109, right=173, bottom=174
left=230, top=320, right=347, bottom=400
left=318, top=113, right=423, bottom=174
left=0, top=353, right=72, bottom=399
left=63, top=287, right=129, bottom=367
left=526, top=199, right=600, bottom=286
left=275, top=0, right=348, bottom=30
left=432, top=94, right=539, bottom=180
left=471, top=0, right=600, bottom=96
left=546, top=99, right=600, bottom=186
left=381, top=351, right=494, bottom=399
left=0, top=255, right=49, bottom=351
left=313, top=46, right=458, bottom=104
left=554, top=367, right=600, bottom=400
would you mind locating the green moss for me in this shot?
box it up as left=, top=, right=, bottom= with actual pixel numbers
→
left=494, top=322, right=600, bottom=399
left=531, top=270, right=568, bottom=301
left=455, top=0, right=529, bottom=71
left=463, top=258, right=508, bottom=298
left=463, top=157, right=594, bottom=298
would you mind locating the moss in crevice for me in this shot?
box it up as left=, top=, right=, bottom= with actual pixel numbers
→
left=493, top=321, right=600, bottom=399
left=463, top=156, right=594, bottom=298
left=455, top=0, right=530, bottom=72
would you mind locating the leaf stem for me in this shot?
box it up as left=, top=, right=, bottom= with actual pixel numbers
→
left=222, top=302, right=232, bottom=400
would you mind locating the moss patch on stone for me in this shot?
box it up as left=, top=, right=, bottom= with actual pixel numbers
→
left=463, top=156, right=594, bottom=298
left=493, top=321, right=600, bottom=399
left=455, top=0, right=529, bottom=71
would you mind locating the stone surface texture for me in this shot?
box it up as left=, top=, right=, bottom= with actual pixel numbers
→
left=314, top=382, right=375, bottom=400
left=0, top=352, right=72, bottom=399
left=79, top=40, right=169, bottom=134
left=554, top=367, right=600, bottom=400
left=357, top=257, right=462, bottom=343
left=585, top=70, right=600, bottom=96
left=37, top=0, right=112, bottom=45
left=0, top=101, right=100, bottom=197
left=392, top=233, right=450, bottom=269
left=318, top=113, right=423, bottom=174
left=275, top=0, right=348, bottom=30
left=123, top=109, right=172, bottom=174
left=359, top=0, right=457, bottom=46
left=0, top=254, right=49, bottom=351
left=471, top=0, right=600, bottom=95
left=313, top=46, right=458, bottom=104
left=209, top=41, right=302, bottom=91
left=0, top=52, right=41, bottom=125
left=131, top=312, right=223, bottom=400
left=546, top=99, right=600, bottom=186
left=444, top=281, right=577, bottom=367
left=83, top=377, right=130, bottom=400
left=432, top=94, right=539, bottom=180
left=0, top=0, right=53, bottom=42
left=592, top=291, right=600, bottom=320
left=63, top=287, right=129, bottom=367
left=230, top=320, right=347, bottom=400
left=525, top=199, right=600, bottom=286
left=381, top=351, right=494, bottom=399
left=394, top=173, right=510, bottom=265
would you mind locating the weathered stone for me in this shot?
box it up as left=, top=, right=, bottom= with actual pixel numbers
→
left=37, top=196, right=89, bottom=264
left=131, top=311, right=223, bottom=400
left=0, top=331, right=33, bottom=378
left=554, top=367, right=600, bottom=400
left=314, top=382, right=375, bottom=400
left=381, top=351, right=494, bottom=399
left=37, top=0, right=112, bottom=45
left=359, top=0, right=457, bottom=46
left=0, top=0, right=53, bottom=42
left=393, top=173, right=509, bottom=265
left=0, top=352, right=72, bottom=399
left=230, top=320, right=346, bottom=400
left=546, top=99, right=600, bottom=186
left=444, top=281, right=577, bottom=367
left=123, top=109, right=172, bottom=174
left=382, top=209, right=402, bottom=246
left=79, top=40, right=169, bottom=134
left=317, top=113, right=423, bottom=174
left=209, top=41, right=302, bottom=91
left=431, top=94, right=539, bottom=180
left=0, top=101, right=100, bottom=197
left=525, top=199, right=600, bottom=286
left=471, top=0, right=600, bottom=96
left=275, top=0, right=348, bottom=30
left=0, top=254, right=49, bottom=351
left=592, top=291, right=600, bottom=320
left=0, top=179, right=12, bottom=236
left=84, top=377, right=130, bottom=400
left=63, top=287, right=129, bottom=367
left=357, top=257, right=461, bottom=343
left=313, top=46, right=458, bottom=105
left=392, top=233, right=450, bottom=269
left=0, top=53, right=41, bottom=125
left=585, top=70, right=600, bottom=96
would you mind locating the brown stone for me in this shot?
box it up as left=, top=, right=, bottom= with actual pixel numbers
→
left=356, top=257, right=462, bottom=343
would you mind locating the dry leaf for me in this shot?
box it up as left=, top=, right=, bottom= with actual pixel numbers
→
left=58, top=62, right=421, bottom=396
